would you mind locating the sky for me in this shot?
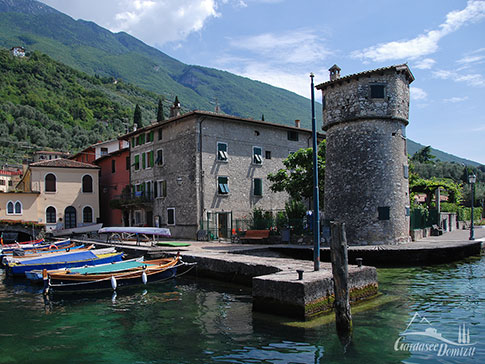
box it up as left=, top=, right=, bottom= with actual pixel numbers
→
left=40, top=0, right=485, bottom=164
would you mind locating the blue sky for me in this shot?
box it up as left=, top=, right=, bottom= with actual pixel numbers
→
left=40, top=0, right=485, bottom=164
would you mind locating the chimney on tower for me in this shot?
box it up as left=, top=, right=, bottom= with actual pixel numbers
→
left=295, top=119, right=301, bottom=128
left=329, top=64, right=341, bottom=81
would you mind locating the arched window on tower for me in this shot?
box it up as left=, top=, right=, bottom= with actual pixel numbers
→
left=82, top=175, right=93, bottom=193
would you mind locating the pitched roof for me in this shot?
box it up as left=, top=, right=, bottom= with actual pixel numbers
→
left=29, top=158, right=100, bottom=169
left=121, top=110, right=325, bottom=139
left=316, top=64, right=414, bottom=89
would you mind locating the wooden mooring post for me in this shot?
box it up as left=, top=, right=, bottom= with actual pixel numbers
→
left=330, top=221, right=353, bottom=343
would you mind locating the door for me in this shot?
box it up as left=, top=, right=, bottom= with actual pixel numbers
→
left=64, top=206, right=77, bottom=229
left=217, top=212, right=232, bottom=239
left=146, top=211, right=153, bottom=227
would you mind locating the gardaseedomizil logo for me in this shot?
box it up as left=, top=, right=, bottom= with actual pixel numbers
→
left=394, top=312, right=477, bottom=358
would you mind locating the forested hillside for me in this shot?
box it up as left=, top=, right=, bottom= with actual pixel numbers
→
left=0, top=48, right=162, bottom=164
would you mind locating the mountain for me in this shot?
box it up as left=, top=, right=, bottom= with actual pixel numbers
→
left=407, top=139, right=480, bottom=167
left=0, top=0, right=318, bottom=129
left=0, top=48, right=161, bottom=164
left=0, top=0, right=481, bottom=167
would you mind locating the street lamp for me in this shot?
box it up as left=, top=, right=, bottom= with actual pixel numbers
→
left=468, top=174, right=476, bottom=240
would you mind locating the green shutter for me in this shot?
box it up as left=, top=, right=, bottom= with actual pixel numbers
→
left=162, top=181, right=167, bottom=197
left=142, top=152, right=146, bottom=169
left=134, top=155, right=140, bottom=170
left=254, top=178, right=263, bottom=196
left=149, top=151, right=154, bottom=167
left=132, top=137, right=136, bottom=147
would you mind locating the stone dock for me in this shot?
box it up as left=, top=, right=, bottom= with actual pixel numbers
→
left=76, top=227, right=484, bottom=319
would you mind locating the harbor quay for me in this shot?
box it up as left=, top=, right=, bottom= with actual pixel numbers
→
left=85, top=227, right=484, bottom=319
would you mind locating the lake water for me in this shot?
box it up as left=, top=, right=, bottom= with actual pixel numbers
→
left=0, top=254, right=483, bottom=364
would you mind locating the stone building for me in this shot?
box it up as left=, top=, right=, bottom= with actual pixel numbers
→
left=120, top=110, right=318, bottom=239
left=316, top=64, right=414, bottom=245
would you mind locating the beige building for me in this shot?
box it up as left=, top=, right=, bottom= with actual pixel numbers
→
left=0, top=159, right=100, bottom=232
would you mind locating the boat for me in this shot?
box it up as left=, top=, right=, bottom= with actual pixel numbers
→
left=2, top=244, right=89, bottom=266
left=45, top=254, right=195, bottom=293
left=25, top=256, right=144, bottom=282
left=6, top=248, right=123, bottom=276
left=0, top=239, right=72, bottom=254
left=0, top=238, right=44, bottom=248
left=98, top=226, right=171, bottom=245
left=51, top=223, right=103, bottom=237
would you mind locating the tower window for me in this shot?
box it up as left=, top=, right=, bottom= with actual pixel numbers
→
left=370, top=84, right=385, bottom=99
left=378, top=206, right=390, bottom=220
left=287, top=131, right=299, bottom=141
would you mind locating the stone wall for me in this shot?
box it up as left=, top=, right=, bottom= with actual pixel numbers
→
left=319, top=66, right=412, bottom=245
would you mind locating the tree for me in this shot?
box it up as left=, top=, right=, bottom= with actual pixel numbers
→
left=268, top=140, right=326, bottom=207
left=133, top=104, right=142, bottom=128
left=412, top=146, right=436, bottom=164
left=157, top=98, right=164, bottom=122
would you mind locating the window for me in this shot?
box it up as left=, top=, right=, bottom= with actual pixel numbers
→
left=82, top=175, right=93, bottom=193
left=8, top=180, right=12, bottom=186
left=142, top=152, right=146, bottom=169
left=156, top=180, right=167, bottom=198
left=126, top=156, right=130, bottom=170
left=14, top=201, right=22, bottom=214
left=134, top=154, right=140, bottom=170
left=147, top=131, right=154, bottom=143
left=0, top=180, right=5, bottom=185
left=45, top=173, right=56, bottom=192
left=101, top=147, right=108, bottom=156
left=167, top=208, right=175, bottom=225
left=6, top=201, right=14, bottom=214
left=83, top=206, right=93, bottom=223
left=146, top=181, right=152, bottom=199
left=158, top=129, right=163, bottom=140
left=254, top=178, right=263, bottom=196
left=147, top=151, right=154, bottom=168
left=156, top=149, right=163, bottom=166
left=64, top=206, right=77, bottom=229
left=137, top=134, right=145, bottom=145
left=253, top=147, right=263, bottom=165
left=46, top=206, right=56, bottom=224
left=378, top=206, right=390, bottom=220
left=287, top=131, right=299, bottom=141
left=131, top=137, right=136, bottom=148
left=112, top=160, right=116, bottom=173
left=403, top=165, right=409, bottom=179
left=218, top=176, right=229, bottom=195
left=217, top=142, right=228, bottom=161
left=265, top=151, right=272, bottom=160
left=370, top=84, right=385, bottom=99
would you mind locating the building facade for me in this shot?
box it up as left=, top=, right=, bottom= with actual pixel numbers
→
left=95, top=148, right=130, bottom=227
left=120, top=111, right=317, bottom=239
left=1, top=159, right=100, bottom=232
left=0, top=169, right=22, bottom=192
left=316, top=64, right=413, bottom=245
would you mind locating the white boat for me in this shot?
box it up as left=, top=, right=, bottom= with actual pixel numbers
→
left=98, top=227, right=171, bottom=237
left=51, top=223, right=103, bottom=237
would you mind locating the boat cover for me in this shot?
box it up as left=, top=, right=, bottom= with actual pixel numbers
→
left=16, top=251, right=97, bottom=265
left=67, top=261, right=150, bottom=275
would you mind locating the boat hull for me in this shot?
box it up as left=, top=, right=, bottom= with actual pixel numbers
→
left=7, top=252, right=123, bottom=276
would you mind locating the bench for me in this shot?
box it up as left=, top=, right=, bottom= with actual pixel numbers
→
left=240, top=230, right=270, bottom=243
left=431, top=224, right=443, bottom=236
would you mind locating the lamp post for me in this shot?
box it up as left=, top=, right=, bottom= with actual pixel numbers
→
left=310, top=73, right=320, bottom=271
left=469, top=174, right=476, bottom=241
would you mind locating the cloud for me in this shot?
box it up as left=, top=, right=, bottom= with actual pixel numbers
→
left=433, top=69, right=485, bottom=87
left=229, top=29, right=332, bottom=65
left=410, top=87, right=428, bottom=100
left=443, top=96, right=469, bottom=103
left=414, top=58, right=436, bottom=70
left=41, top=0, right=220, bottom=46
left=351, top=0, right=485, bottom=62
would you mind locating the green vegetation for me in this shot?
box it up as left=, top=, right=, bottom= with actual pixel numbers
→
left=268, top=141, right=326, bottom=207
left=0, top=48, right=165, bottom=164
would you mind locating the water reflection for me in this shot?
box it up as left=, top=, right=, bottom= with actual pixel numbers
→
left=0, top=256, right=483, bottom=363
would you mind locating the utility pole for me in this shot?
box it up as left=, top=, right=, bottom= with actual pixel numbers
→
left=310, top=73, right=320, bottom=271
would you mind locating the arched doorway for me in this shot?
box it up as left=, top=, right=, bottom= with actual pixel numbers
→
left=64, top=206, right=77, bottom=229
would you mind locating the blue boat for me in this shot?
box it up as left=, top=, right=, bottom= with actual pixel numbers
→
left=0, top=239, right=72, bottom=254
left=6, top=249, right=123, bottom=276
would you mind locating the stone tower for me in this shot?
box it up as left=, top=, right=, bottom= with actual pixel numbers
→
left=316, top=64, right=414, bottom=245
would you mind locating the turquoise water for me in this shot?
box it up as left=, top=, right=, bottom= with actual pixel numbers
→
left=0, top=255, right=483, bottom=364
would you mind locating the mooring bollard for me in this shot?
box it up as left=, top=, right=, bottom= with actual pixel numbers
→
left=356, top=258, right=363, bottom=267
left=296, top=269, right=304, bottom=280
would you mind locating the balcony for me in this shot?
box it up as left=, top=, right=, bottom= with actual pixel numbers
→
left=110, top=190, right=155, bottom=210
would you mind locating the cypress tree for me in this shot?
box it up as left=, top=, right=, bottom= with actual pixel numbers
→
left=157, top=98, right=165, bottom=122
left=133, top=104, right=142, bottom=128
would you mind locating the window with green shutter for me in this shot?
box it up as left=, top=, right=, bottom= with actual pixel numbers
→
left=254, top=178, right=263, bottom=196
left=148, top=131, right=154, bottom=142
left=253, top=147, right=262, bottom=165
left=148, top=151, right=154, bottom=168
left=218, top=176, right=229, bottom=195
left=156, top=149, right=163, bottom=166
left=142, top=152, right=146, bottom=169
left=134, top=154, right=140, bottom=170
left=217, top=142, right=228, bottom=161
left=132, top=137, right=136, bottom=147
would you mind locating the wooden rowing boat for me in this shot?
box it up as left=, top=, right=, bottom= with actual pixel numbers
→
left=45, top=254, right=193, bottom=293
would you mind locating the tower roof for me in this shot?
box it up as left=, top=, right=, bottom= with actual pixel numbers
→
left=316, top=64, right=414, bottom=90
